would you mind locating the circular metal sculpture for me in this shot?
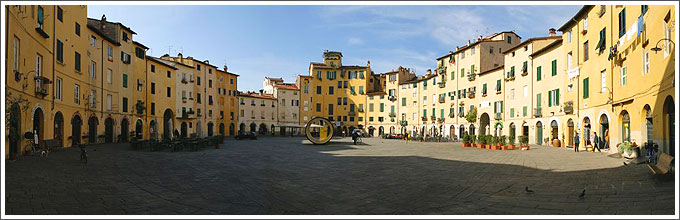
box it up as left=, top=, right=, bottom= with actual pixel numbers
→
left=305, top=117, right=335, bottom=145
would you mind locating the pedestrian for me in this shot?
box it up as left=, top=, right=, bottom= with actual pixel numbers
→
left=574, top=132, right=580, bottom=152
left=342, top=130, right=346, bottom=138
left=593, top=132, right=601, bottom=152
left=604, top=129, right=610, bottom=150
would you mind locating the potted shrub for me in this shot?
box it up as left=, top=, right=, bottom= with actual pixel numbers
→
left=470, top=135, right=477, bottom=148
left=508, top=135, right=516, bottom=150
left=618, top=142, right=638, bottom=159
left=477, top=135, right=485, bottom=148
left=519, top=135, right=530, bottom=150
left=462, top=134, right=470, bottom=147
left=499, top=135, right=507, bottom=150
left=486, top=135, right=495, bottom=149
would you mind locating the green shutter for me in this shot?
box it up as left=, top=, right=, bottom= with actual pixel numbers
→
left=556, top=89, right=560, bottom=104
left=548, top=91, right=552, bottom=107
left=391, top=105, right=395, bottom=114
left=402, top=98, right=406, bottom=106
left=423, top=109, right=426, bottom=117
left=537, top=93, right=542, bottom=108
left=583, top=78, right=590, bottom=99
left=451, top=71, right=455, bottom=80
left=441, top=109, right=444, bottom=118
left=500, top=101, right=503, bottom=113
left=552, top=60, right=557, bottom=76
left=494, top=102, right=497, bottom=113
left=537, top=66, right=542, bottom=81
left=123, top=74, right=128, bottom=88
left=496, top=79, right=501, bottom=91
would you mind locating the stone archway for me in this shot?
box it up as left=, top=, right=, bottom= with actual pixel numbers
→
left=88, top=116, right=98, bottom=144
left=642, top=104, right=653, bottom=145
left=135, top=119, right=143, bottom=140
left=509, top=123, right=516, bottom=140
left=229, top=123, right=235, bottom=136
left=149, top=120, right=158, bottom=140
left=469, top=124, right=475, bottom=136
left=619, top=110, right=631, bottom=143
left=207, top=122, right=214, bottom=137
left=163, top=109, right=174, bottom=141
left=536, top=121, right=543, bottom=145
left=259, top=123, right=267, bottom=135
left=550, top=120, right=559, bottom=141
left=181, top=122, right=188, bottom=138
left=33, top=107, right=45, bottom=146
left=567, top=119, right=574, bottom=147
left=599, top=113, right=610, bottom=145
left=219, top=123, right=225, bottom=136
left=378, top=126, right=384, bottom=136
left=662, top=96, right=674, bottom=156
left=239, top=123, right=246, bottom=134
left=105, top=117, right=114, bottom=143
left=479, top=113, right=490, bottom=136
left=368, top=126, right=375, bottom=136
left=250, top=123, right=257, bottom=133
left=582, top=117, right=592, bottom=146
left=449, top=125, right=455, bottom=139
left=54, top=112, right=64, bottom=147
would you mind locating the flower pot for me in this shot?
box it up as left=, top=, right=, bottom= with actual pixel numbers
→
left=501, top=145, right=508, bottom=150
left=552, top=139, right=561, bottom=147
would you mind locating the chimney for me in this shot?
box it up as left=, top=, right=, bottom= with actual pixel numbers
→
left=178, top=53, right=183, bottom=60
left=367, top=60, right=370, bottom=67
left=204, top=60, right=209, bottom=64
left=549, top=28, right=556, bottom=36
left=427, top=69, right=432, bottom=75
left=223, top=65, right=228, bottom=72
left=101, top=14, right=107, bottom=29
left=467, top=40, right=471, bottom=46
left=259, top=89, right=264, bottom=94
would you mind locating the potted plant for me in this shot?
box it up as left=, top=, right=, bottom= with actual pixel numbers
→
left=499, top=135, right=507, bottom=150
left=508, top=135, right=516, bottom=150
left=477, top=135, right=486, bottom=149
left=618, top=142, right=638, bottom=159
left=470, top=135, right=477, bottom=148
left=462, top=134, right=470, bottom=147
left=519, top=135, right=530, bottom=150
left=487, top=135, right=497, bottom=149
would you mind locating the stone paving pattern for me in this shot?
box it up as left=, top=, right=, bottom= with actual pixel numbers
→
left=4, top=137, right=676, bottom=215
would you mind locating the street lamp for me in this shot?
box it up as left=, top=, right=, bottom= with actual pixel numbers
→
left=650, top=38, right=675, bottom=53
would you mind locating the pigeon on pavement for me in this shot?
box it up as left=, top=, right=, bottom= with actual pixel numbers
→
left=579, top=189, right=586, bottom=199
left=525, top=186, right=534, bottom=193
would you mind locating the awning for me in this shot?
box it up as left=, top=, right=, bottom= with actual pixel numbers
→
left=274, top=123, right=305, bottom=128
left=494, top=121, right=503, bottom=128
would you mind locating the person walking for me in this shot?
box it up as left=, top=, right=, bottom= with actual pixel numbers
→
left=574, top=132, right=580, bottom=152
left=604, top=129, right=610, bottom=150
left=593, top=132, right=601, bottom=152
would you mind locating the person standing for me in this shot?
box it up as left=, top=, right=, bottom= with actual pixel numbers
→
left=574, top=132, right=580, bottom=152
left=604, top=129, right=610, bottom=150
left=593, top=132, right=601, bottom=152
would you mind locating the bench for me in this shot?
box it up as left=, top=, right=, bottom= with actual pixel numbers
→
left=648, top=153, right=674, bottom=175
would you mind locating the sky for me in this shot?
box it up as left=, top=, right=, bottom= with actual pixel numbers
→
left=87, top=4, right=581, bottom=92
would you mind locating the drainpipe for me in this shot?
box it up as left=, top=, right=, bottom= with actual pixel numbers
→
left=610, top=5, right=615, bottom=115
left=51, top=6, right=55, bottom=110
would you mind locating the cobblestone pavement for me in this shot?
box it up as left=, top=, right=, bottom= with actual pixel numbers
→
left=4, top=137, right=676, bottom=215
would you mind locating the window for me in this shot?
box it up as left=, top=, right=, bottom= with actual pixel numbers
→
left=328, top=86, right=334, bottom=95
left=121, top=52, right=131, bottom=64
left=316, top=86, right=322, bottom=94
left=168, top=71, right=172, bottom=79
left=548, top=89, right=559, bottom=107
left=304, top=85, right=309, bottom=93
left=150, top=64, right=155, bottom=73
left=151, top=103, right=155, bottom=115
left=507, top=36, right=512, bottom=43
left=56, top=39, right=63, bottom=63
left=167, top=87, right=171, bottom=97
left=496, top=79, right=501, bottom=92
left=471, top=47, right=475, bottom=55
left=523, top=106, right=527, bottom=117
left=91, top=36, right=97, bottom=47
left=74, top=84, right=80, bottom=104
left=583, top=77, right=590, bottom=99
left=568, top=52, right=573, bottom=69
left=482, top=83, right=487, bottom=95
left=57, top=6, right=63, bottom=22
left=55, top=77, right=62, bottom=100
left=122, top=97, right=128, bottom=112
left=151, top=83, right=155, bottom=94
left=122, top=74, right=128, bottom=88
left=316, top=103, right=321, bottom=112
left=551, top=60, right=557, bottom=76
left=601, top=70, right=607, bottom=93
left=620, top=66, right=627, bottom=85
left=107, top=68, right=112, bottom=84
left=359, top=86, right=364, bottom=94
left=641, top=5, right=648, bottom=15
left=75, top=23, right=80, bottom=36
left=107, top=94, right=112, bottom=111
left=107, top=45, right=113, bottom=60
left=74, top=52, right=81, bottom=72
left=12, top=37, right=19, bottom=72
left=523, top=85, right=528, bottom=97
left=37, top=6, right=44, bottom=29
left=642, top=51, right=649, bottom=75
left=583, top=41, right=589, bottom=61
left=568, top=29, right=572, bottom=43
left=402, top=98, right=406, bottom=106
left=618, top=8, right=626, bottom=37
left=197, top=77, right=201, bottom=85
left=137, top=79, right=143, bottom=91
left=596, top=28, right=606, bottom=53
left=380, top=103, right=384, bottom=112
left=343, top=98, right=347, bottom=105
left=197, top=64, right=201, bottom=70
left=135, top=47, right=144, bottom=59
left=536, top=66, right=542, bottom=81
left=122, top=32, right=129, bottom=42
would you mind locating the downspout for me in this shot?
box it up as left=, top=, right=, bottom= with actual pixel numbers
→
left=144, top=52, right=148, bottom=138
left=101, top=38, right=104, bottom=121
left=51, top=6, right=55, bottom=110
left=5, top=6, right=10, bottom=98
left=610, top=5, right=615, bottom=114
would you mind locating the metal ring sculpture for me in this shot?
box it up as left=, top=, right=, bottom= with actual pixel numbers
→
left=305, top=117, right=334, bottom=145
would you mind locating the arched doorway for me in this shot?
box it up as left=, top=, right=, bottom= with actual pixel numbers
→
left=250, top=123, right=257, bottom=133
left=620, top=110, right=631, bottom=143
left=181, top=122, right=188, bottom=138
left=378, top=126, right=384, bottom=136
left=54, top=112, right=64, bottom=147
left=120, top=118, right=129, bottom=142
left=104, top=117, right=114, bottom=143
left=662, top=96, right=674, bottom=156
left=8, top=103, right=21, bottom=157
left=33, top=108, right=45, bottom=146
left=642, top=105, right=653, bottom=145
left=599, top=114, right=609, bottom=144
left=135, top=119, right=143, bottom=140
left=219, top=123, right=225, bottom=136
left=149, top=120, right=158, bottom=140
left=536, top=121, right=543, bottom=145
left=389, top=126, right=395, bottom=135
left=280, top=126, right=287, bottom=136
left=567, top=119, right=574, bottom=147
left=550, top=120, right=558, bottom=141
left=271, top=124, right=276, bottom=135
left=163, top=109, right=174, bottom=141
left=583, top=117, right=591, bottom=146
left=239, top=123, right=246, bottom=134
left=495, top=123, right=502, bottom=137
left=522, top=122, right=529, bottom=137
left=479, top=113, right=490, bottom=135
left=88, top=116, right=98, bottom=144
left=229, top=123, right=235, bottom=136
left=459, top=125, right=465, bottom=138
left=368, top=126, right=375, bottom=136
left=196, top=120, right=203, bottom=137
left=207, top=122, right=214, bottom=136
left=509, top=123, right=516, bottom=140
left=449, top=125, right=455, bottom=138
left=259, top=123, right=267, bottom=135
left=71, top=115, right=82, bottom=147
left=469, top=124, right=475, bottom=136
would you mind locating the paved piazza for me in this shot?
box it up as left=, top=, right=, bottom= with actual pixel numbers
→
left=4, top=137, right=676, bottom=215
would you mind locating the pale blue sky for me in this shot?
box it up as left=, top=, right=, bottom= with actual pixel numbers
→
left=87, top=5, right=581, bottom=92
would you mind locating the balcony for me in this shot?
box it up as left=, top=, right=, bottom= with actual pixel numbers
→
left=564, top=102, right=574, bottom=114
left=430, top=115, right=436, bottom=121
left=438, top=98, right=445, bottom=103
left=449, top=112, right=455, bottom=118
left=399, top=120, right=408, bottom=126
left=181, top=78, right=188, bottom=84
left=437, top=118, right=445, bottom=123
left=186, top=109, right=195, bottom=115
left=495, top=112, right=502, bottom=120
left=34, top=76, right=51, bottom=98
left=388, top=95, right=397, bottom=101
left=389, top=112, right=396, bottom=117
left=467, top=74, right=476, bottom=81
left=349, top=111, right=356, bottom=116
left=358, top=108, right=364, bottom=113
left=182, top=97, right=187, bottom=103
left=438, top=82, right=446, bottom=88
left=534, top=107, right=542, bottom=117
left=467, top=91, right=475, bottom=99
left=421, top=116, right=427, bottom=121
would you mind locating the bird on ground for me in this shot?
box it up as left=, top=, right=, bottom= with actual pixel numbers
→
left=623, top=161, right=628, bottom=166
left=579, top=189, right=586, bottom=199
left=525, top=186, right=534, bottom=193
